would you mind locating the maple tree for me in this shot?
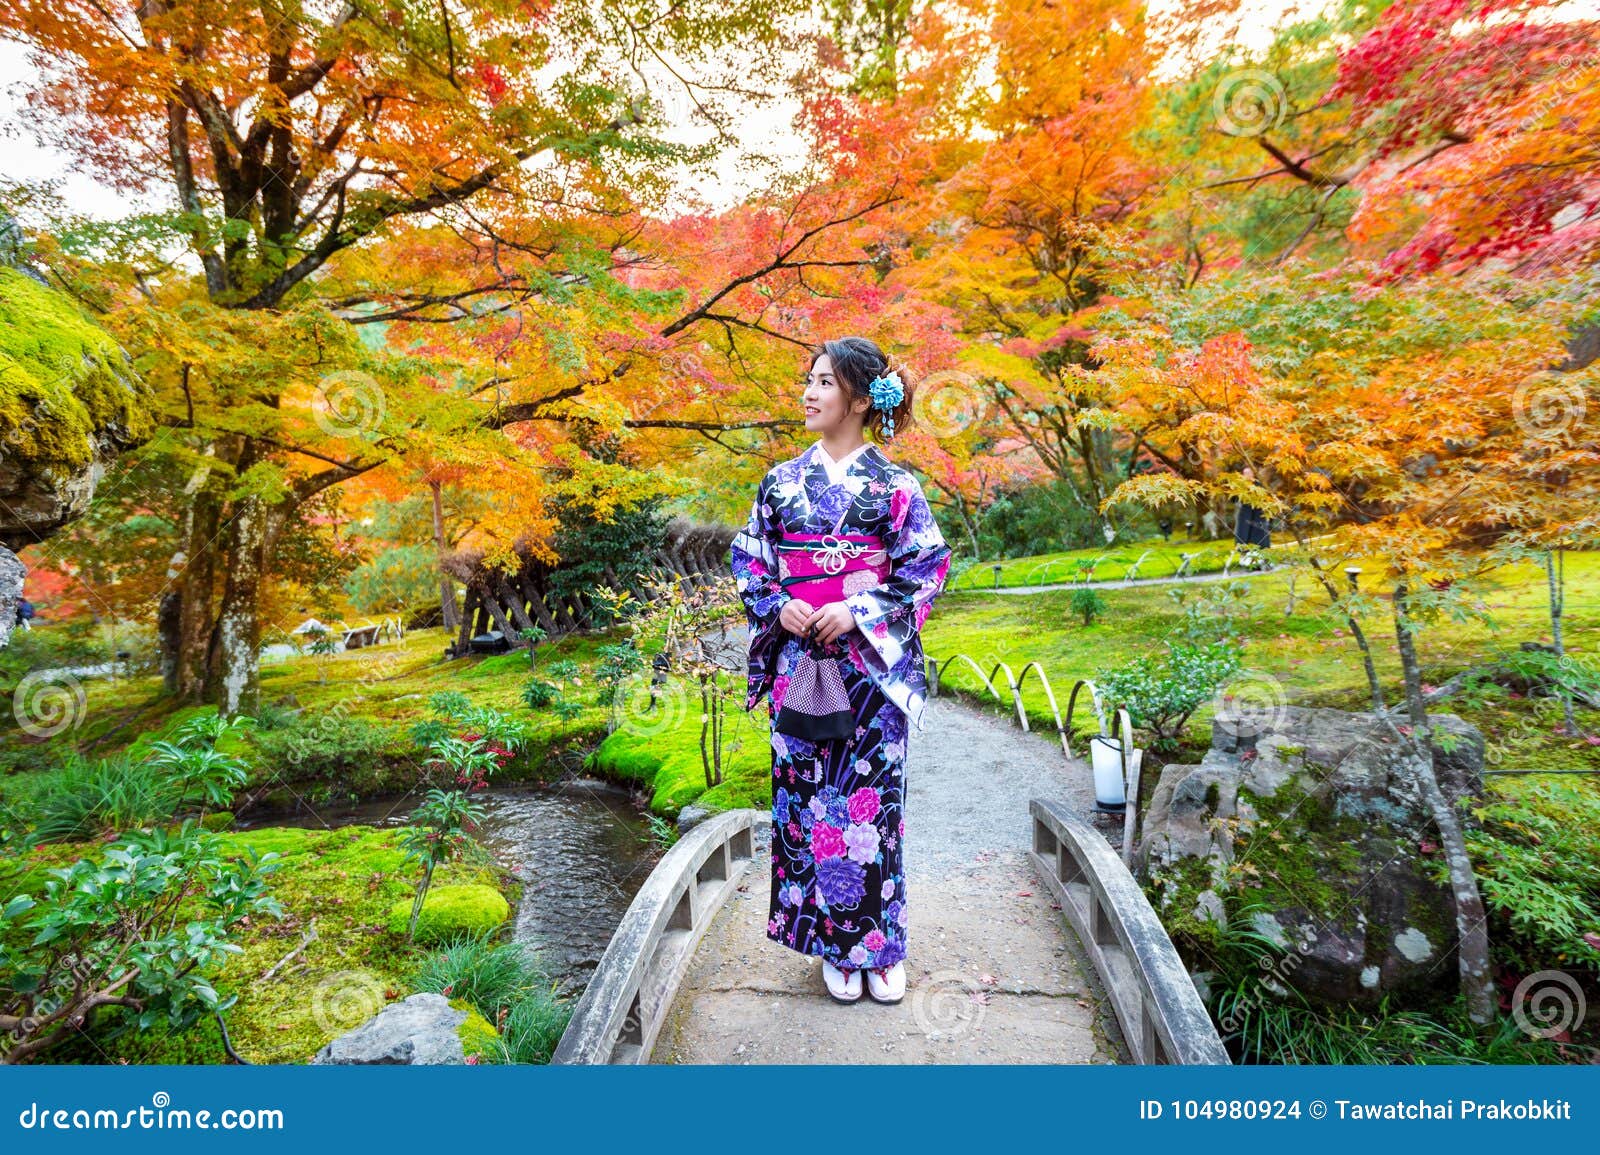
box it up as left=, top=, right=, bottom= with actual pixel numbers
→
left=1332, top=0, right=1600, bottom=275
left=1091, top=261, right=1599, bottom=1022
left=0, top=0, right=928, bottom=714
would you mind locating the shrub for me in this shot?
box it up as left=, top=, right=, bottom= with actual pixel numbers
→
left=1069, top=586, right=1105, bottom=626
left=24, top=754, right=172, bottom=842
left=1097, top=641, right=1243, bottom=749
left=250, top=714, right=398, bottom=783
left=0, top=822, right=284, bottom=1063
left=412, top=935, right=571, bottom=1063
left=1461, top=778, right=1600, bottom=974
left=495, top=987, right=572, bottom=1064
left=413, top=936, right=540, bottom=1016
left=22, top=715, right=250, bottom=842
left=522, top=678, right=559, bottom=709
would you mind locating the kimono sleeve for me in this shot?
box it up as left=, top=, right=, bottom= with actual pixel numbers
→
left=843, top=471, right=952, bottom=687
left=728, top=472, right=791, bottom=711
left=728, top=473, right=790, bottom=625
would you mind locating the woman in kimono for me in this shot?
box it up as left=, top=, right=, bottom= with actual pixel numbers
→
left=728, top=336, right=952, bottom=1006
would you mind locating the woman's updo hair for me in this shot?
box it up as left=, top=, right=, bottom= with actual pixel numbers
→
left=810, top=336, right=915, bottom=442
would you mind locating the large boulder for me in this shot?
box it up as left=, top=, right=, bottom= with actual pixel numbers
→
left=1139, top=705, right=1484, bottom=1007
left=0, top=232, right=151, bottom=642
left=0, top=264, right=151, bottom=552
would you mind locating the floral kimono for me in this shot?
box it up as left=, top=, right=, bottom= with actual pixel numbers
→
left=729, top=441, right=952, bottom=973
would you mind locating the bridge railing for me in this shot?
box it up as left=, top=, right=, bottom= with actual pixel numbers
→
left=550, top=808, right=763, bottom=1064
left=1029, top=797, right=1230, bottom=1065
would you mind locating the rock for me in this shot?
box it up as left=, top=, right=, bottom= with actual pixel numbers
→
left=676, top=802, right=715, bottom=835
left=1138, top=705, right=1483, bottom=1007
left=386, top=883, right=510, bottom=945
left=0, top=265, right=151, bottom=551
left=0, top=546, right=23, bottom=651
left=312, top=993, right=467, bottom=1065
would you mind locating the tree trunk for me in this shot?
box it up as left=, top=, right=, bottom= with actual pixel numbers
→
left=1392, top=582, right=1495, bottom=1024
left=430, top=479, right=459, bottom=629
left=158, top=587, right=182, bottom=694
left=407, top=859, right=436, bottom=942
left=1392, top=583, right=1428, bottom=727
left=174, top=477, right=223, bottom=701
left=1300, top=545, right=1383, bottom=709
left=215, top=494, right=269, bottom=718
left=1546, top=548, right=1576, bottom=734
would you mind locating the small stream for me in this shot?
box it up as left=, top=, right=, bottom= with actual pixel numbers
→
left=239, top=779, right=663, bottom=997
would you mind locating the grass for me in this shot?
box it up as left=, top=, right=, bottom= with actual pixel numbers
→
left=924, top=551, right=1600, bottom=773
left=947, top=536, right=1242, bottom=590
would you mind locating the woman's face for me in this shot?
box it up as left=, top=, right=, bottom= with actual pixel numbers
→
left=804, top=353, right=868, bottom=435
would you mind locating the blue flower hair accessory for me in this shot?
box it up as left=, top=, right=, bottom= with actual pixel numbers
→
left=868, top=369, right=905, bottom=439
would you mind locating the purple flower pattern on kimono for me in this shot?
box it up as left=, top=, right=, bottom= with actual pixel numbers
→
left=728, top=441, right=952, bottom=972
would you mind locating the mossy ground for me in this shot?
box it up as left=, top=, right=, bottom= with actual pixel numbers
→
left=924, top=550, right=1600, bottom=775
left=946, top=536, right=1238, bottom=590
left=0, top=824, right=516, bottom=1065
left=387, top=883, right=511, bottom=944
left=584, top=672, right=772, bottom=817
left=1, top=627, right=616, bottom=810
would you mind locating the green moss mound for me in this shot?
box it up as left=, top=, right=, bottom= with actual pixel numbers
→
left=450, top=997, right=501, bottom=1061
left=584, top=678, right=772, bottom=815
left=388, top=884, right=510, bottom=944
left=0, top=266, right=150, bottom=470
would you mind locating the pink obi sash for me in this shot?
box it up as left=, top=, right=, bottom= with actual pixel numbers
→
left=776, top=531, right=889, bottom=604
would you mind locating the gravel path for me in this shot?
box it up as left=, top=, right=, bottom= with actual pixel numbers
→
left=649, top=693, right=1126, bottom=1065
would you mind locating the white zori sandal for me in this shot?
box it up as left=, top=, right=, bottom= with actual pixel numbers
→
left=865, top=962, right=906, bottom=1004
left=822, top=960, right=863, bottom=1003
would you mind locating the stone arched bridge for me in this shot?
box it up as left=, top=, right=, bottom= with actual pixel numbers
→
left=550, top=668, right=1228, bottom=1066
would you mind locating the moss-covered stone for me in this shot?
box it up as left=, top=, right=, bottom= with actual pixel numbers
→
left=0, top=266, right=150, bottom=476
left=450, top=997, right=501, bottom=1061
left=387, top=883, right=510, bottom=944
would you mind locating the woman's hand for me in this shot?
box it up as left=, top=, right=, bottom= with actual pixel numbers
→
left=779, top=597, right=816, bottom=637
left=805, top=601, right=857, bottom=646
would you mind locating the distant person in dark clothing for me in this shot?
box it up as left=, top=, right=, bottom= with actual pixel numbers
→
left=14, top=597, right=34, bottom=629
left=1234, top=503, right=1270, bottom=548
left=1233, top=466, right=1271, bottom=558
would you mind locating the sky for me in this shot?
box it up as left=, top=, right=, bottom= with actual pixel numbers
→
left=0, top=1, right=1359, bottom=225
